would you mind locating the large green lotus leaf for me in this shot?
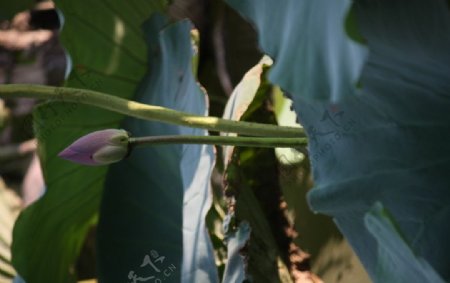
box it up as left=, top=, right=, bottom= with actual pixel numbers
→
left=365, top=202, right=444, bottom=283
left=11, top=1, right=166, bottom=282
left=97, top=15, right=218, bottom=283
left=288, top=1, right=450, bottom=282
left=225, top=0, right=367, bottom=101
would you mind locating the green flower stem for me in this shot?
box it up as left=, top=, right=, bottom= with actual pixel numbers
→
left=129, top=135, right=307, bottom=148
left=0, top=84, right=304, bottom=137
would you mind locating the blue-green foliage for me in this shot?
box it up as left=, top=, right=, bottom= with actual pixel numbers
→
left=365, top=203, right=445, bottom=283
left=227, top=0, right=450, bottom=282
left=97, top=14, right=218, bottom=283
left=226, top=0, right=367, bottom=101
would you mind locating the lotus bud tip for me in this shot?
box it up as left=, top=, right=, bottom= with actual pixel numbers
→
left=58, top=129, right=130, bottom=166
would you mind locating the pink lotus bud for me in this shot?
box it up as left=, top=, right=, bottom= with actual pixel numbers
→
left=58, top=129, right=129, bottom=166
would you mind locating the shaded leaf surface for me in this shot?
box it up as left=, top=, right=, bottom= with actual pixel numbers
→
left=229, top=0, right=450, bottom=282
left=225, top=0, right=367, bottom=101
left=291, top=1, right=450, bottom=282
left=97, top=15, right=217, bottom=283
left=365, top=203, right=444, bottom=283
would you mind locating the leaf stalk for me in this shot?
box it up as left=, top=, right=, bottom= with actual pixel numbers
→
left=0, top=84, right=305, bottom=138
left=129, top=135, right=307, bottom=148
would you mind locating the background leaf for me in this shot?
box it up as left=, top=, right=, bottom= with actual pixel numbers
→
left=221, top=55, right=272, bottom=167
left=272, top=87, right=304, bottom=165
left=228, top=0, right=450, bottom=281
left=0, top=0, right=34, bottom=20
left=221, top=221, right=251, bottom=283
left=97, top=15, right=218, bottom=283
left=225, top=0, right=367, bottom=101
left=222, top=59, right=304, bottom=282
left=291, top=1, right=450, bottom=282
left=365, top=202, right=445, bottom=283
left=12, top=1, right=167, bottom=282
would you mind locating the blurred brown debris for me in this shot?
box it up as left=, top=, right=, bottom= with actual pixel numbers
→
left=0, top=0, right=65, bottom=202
